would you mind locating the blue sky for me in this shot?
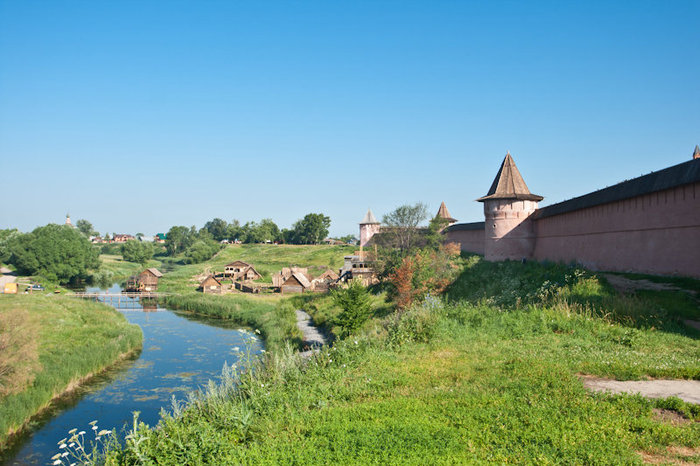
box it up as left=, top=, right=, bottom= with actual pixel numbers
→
left=1, top=1, right=698, bottom=237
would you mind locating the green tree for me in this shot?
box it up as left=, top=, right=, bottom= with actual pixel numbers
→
left=332, top=281, right=373, bottom=338
left=0, top=229, right=20, bottom=264
left=165, top=226, right=197, bottom=255
left=8, top=224, right=100, bottom=284
left=76, top=219, right=98, bottom=237
left=382, top=203, right=428, bottom=251
left=184, top=240, right=221, bottom=264
left=290, top=213, right=331, bottom=244
left=203, top=218, right=229, bottom=242
left=120, top=240, right=154, bottom=265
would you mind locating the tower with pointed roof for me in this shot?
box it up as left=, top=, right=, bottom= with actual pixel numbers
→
left=693, top=145, right=699, bottom=160
left=477, top=152, right=543, bottom=261
left=359, top=208, right=381, bottom=247
left=435, top=201, right=457, bottom=232
left=65, top=213, right=73, bottom=227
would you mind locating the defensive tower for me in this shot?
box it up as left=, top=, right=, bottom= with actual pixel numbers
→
left=359, top=208, right=381, bottom=247
left=477, top=152, right=542, bottom=261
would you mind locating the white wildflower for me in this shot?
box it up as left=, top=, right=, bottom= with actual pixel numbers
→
left=53, top=461, right=61, bottom=465
left=59, top=444, right=67, bottom=449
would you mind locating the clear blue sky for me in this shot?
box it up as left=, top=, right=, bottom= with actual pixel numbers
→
left=1, top=1, right=698, bottom=237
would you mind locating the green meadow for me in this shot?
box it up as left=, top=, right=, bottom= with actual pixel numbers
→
left=101, top=255, right=700, bottom=465
left=0, top=295, right=142, bottom=451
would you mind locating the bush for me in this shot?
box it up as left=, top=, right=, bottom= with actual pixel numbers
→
left=332, top=281, right=373, bottom=338
left=183, top=240, right=221, bottom=264
left=385, top=294, right=444, bottom=347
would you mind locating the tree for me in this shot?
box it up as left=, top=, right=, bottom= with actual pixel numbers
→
left=382, top=203, right=428, bottom=251
left=76, top=219, right=97, bottom=237
left=203, top=218, right=229, bottom=242
left=165, top=226, right=197, bottom=255
left=120, top=240, right=154, bottom=265
left=183, top=240, right=221, bottom=264
left=7, top=224, right=100, bottom=284
left=290, top=213, right=331, bottom=244
left=332, top=281, right=373, bottom=338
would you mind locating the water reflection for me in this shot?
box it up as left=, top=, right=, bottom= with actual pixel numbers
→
left=2, top=285, right=263, bottom=465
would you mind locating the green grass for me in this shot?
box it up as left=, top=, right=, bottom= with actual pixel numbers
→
left=95, top=254, right=162, bottom=284
left=101, top=255, right=700, bottom=464
left=158, top=244, right=355, bottom=293
left=0, top=295, right=142, bottom=451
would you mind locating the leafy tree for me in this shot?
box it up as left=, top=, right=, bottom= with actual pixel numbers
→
left=0, top=229, right=20, bottom=264
left=136, top=232, right=144, bottom=240
left=184, top=240, right=221, bottom=264
left=7, top=224, right=100, bottom=284
left=332, top=281, right=373, bottom=338
left=382, top=203, right=428, bottom=251
left=290, top=213, right=331, bottom=244
left=337, top=234, right=358, bottom=245
left=425, top=216, right=450, bottom=250
left=203, top=218, right=229, bottom=242
left=243, top=219, right=281, bottom=243
left=76, top=219, right=98, bottom=237
left=120, top=240, right=154, bottom=265
left=165, top=226, right=197, bottom=255
left=228, top=219, right=245, bottom=243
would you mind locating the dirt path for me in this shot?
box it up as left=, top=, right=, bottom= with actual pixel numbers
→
left=0, top=267, right=17, bottom=288
left=602, top=273, right=697, bottom=296
left=296, top=310, right=327, bottom=357
left=580, top=375, right=700, bottom=404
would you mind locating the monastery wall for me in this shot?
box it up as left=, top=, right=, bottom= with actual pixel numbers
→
left=531, top=181, right=700, bottom=278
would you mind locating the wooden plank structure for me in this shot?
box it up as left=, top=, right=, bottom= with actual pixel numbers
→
left=126, top=268, right=163, bottom=292
left=281, top=272, right=312, bottom=294
left=70, top=291, right=169, bottom=310
left=200, top=275, right=222, bottom=294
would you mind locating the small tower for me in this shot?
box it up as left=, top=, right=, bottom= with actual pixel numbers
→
left=693, top=145, right=700, bottom=160
left=359, top=208, right=381, bottom=247
left=65, top=213, right=73, bottom=226
left=477, top=152, right=543, bottom=261
left=435, top=201, right=458, bottom=232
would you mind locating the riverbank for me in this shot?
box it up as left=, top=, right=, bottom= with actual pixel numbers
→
left=102, top=258, right=700, bottom=464
left=0, top=295, right=142, bottom=452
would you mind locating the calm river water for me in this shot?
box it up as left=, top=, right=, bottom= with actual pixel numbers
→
left=2, top=284, right=263, bottom=465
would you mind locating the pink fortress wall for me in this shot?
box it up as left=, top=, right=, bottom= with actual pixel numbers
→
left=532, top=182, right=700, bottom=278
left=445, top=229, right=485, bottom=255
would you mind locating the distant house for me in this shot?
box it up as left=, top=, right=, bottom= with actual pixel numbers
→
left=281, top=272, right=312, bottom=294
left=91, top=236, right=104, bottom=244
left=113, top=234, right=135, bottom=243
left=311, top=268, right=340, bottom=292
left=272, top=266, right=310, bottom=288
left=224, top=261, right=261, bottom=281
left=338, top=255, right=377, bottom=285
left=155, top=233, right=167, bottom=243
left=200, top=275, right=222, bottom=294
left=126, top=268, right=163, bottom=292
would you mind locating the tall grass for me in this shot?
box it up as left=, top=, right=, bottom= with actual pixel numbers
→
left=161, top=294, right=301, bottom=352
left=0, top=295, right=142, bottom=451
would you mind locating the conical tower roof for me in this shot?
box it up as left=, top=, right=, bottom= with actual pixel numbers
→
left=360, top=208, right=380, bottom=225
left=693, top=145, right=700, bottom=159
left=477, top=152, right=543, bottom=202
left=436, top=201, right=457, bottom=223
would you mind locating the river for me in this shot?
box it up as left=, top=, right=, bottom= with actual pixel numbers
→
left=1, top=284, right=263, bottom=465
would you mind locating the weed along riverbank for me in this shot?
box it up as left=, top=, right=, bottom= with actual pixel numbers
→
left=0, top=295, right=142, bottom=457
left=0, top=287, right=265, bottom=465
left=95, top=256, right=699, bottom=464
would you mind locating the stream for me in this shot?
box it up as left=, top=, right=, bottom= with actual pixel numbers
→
left=2, top=284, right=263, bottom=465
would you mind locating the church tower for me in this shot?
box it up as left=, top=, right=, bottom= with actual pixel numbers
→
left=477, top=152, right=543, bottom=261
left=359, top=208, right=381, bottom=247
left=65, top=213, right=73, bottom=227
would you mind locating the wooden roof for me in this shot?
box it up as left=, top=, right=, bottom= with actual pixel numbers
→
left=477, top=152, right=543, bottom=202
left=316, top=269, right=339, bottom=281
left=360, top=208, right=380, bottom=224
left=142, top=268, right=163, bottom=278
left=285, top=272, right=311, bottom=289
left=535, top=157, right=700, bottom=219
left=436, top=201, right=457, bottom=222
left=243, top=266, right=261, bottom=277
left=225, top=260, right=251, bottom=268
left=200, top=275, right=221, bottom=287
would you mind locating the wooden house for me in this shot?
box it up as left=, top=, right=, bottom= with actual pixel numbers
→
left=125, top=268, right=163, bottom=292
left=200, top=275, right=222, bottom=294
left=272, top=266, right=309, bottom=287
left=240, top=266, right=262, bottom=281
left=224, top=261, right=253, bottom=279
left=311, top=269, right=339, bottom=292
left=280, top=272, right=312, bottom=294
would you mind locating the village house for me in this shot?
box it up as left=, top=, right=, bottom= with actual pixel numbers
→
left=224, top=261, right=262, bottom=281
left=280, top=272, right=312, bottom=294
left=338, top=254, right=377, bottom=285
left=113, top=234, right=135, bottom=243
left=310, top=268, right=340, bottom=292
left=199, top=275, right=222, bottom=294
left=126, top=268, right=163, bottom=292
left=272, top=267, right=310, bottom=288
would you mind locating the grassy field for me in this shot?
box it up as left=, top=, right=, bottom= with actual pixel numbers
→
left=158, top=244, right=355, bottom=294
left=0, top=295, right=142, bottom=451
left=95, top=254, right=163, bottom=285
left=100, top=256, right=699, bottom=465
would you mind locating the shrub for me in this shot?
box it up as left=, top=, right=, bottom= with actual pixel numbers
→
left=332, top=281, right=373, bottom=338
left=385, top=294, right=444, bottom=347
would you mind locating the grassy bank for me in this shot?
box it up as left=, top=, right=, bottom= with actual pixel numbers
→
left=94, top=254, right=162, bottom=284
left=0, top=295, right=142, bottom=451
left=99, top=256, right=699, bottom=464
left=158, top=243, right=354, bottom=293
left=161, top=294, right=301, bottom=352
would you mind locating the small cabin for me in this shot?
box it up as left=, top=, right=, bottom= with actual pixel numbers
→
left=240, top=266, right=262, bottom=281
left=138, top=268, right=163, bottom=291
left=311, top=269, right=339, bottom=292
left=280, top=272, right=312, bottom=294
left=200, top=275, right=222, bottom=294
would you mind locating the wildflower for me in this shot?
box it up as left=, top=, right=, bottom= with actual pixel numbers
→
left=98, top=430, right=111, bottom=436
left=78, top=431, right=85, bottom=435
left=260, top=349, right=266, bottom=353
left=51, top=454, right=62, bottom=460
left=92, top=425, right=98, bottom=430
left=62, top=452, right=69, bottom=457
left=68, top=428, right=77, bottom=435
left=57, top=438, right=67, bottom=445
left=89, top=420, right=98, bottom=426
left=233, top=346, right=240, bottom=352
left=261, top=384, right=265, bottom=388
left=59, top=444, right=67, bottom=449
left=255, top=329, right=261, bottom=334
left=354, top=340, right=358, bottom=345
left=69, top=443, right=75, bottom=447
left=53, top=461, right=62, bottom=465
